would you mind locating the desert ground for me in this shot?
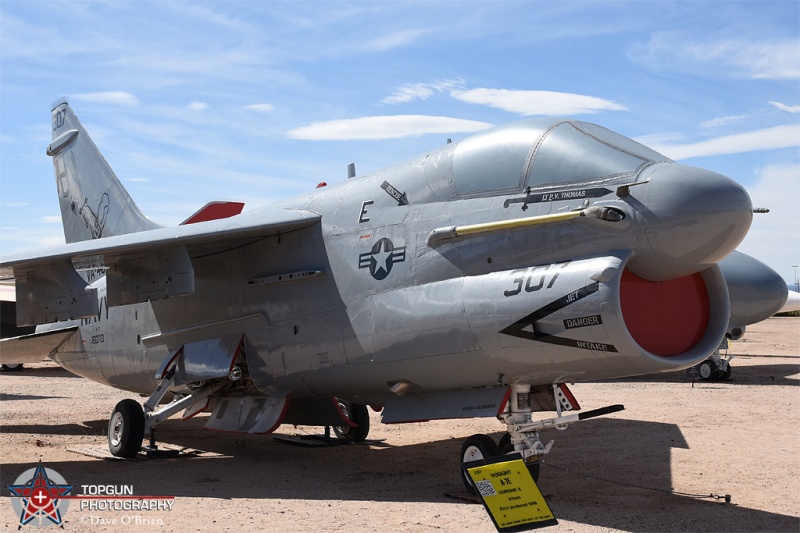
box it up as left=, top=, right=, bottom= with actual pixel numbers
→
left=1, top=317, right=798, bottom=532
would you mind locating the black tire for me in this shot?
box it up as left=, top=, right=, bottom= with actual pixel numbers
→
left=699, top=360, right=717, bottom=380
left=498, top=432, right=512, bottom=453
left=333, top=400, right=370, bottom=442
left=2, top=364, right=24, bottom=372
left=461, top=434, right=499, bottom=493
left=497, top=432, right=541, bottom=483
left=108, top=399, right=145, bottom=458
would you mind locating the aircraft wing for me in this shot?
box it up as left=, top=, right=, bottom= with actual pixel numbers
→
left=0, top=326, right=78, bottom=365
left=0, top=209, right=321, bottom=326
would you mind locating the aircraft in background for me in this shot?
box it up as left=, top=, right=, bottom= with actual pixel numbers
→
left=780, top=288, right=800, bottom=313
left=1, top=101, right=753, bottom=491
left=691, top=251, right=790, bottom=380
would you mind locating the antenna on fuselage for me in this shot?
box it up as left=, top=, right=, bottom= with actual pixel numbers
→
left=347, top=163, right=356, bottom=179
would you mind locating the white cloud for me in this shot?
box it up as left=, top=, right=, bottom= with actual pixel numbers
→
left=72, top=92, right=140, bottom=106
left=634, top=132, right=686, bottom=146
left=4, top=202, right=30, bottom=208
left=365, top=29, right=428, bottom=52
left=381, top=79, right=464, bottom=105
left=646, top=124, right=800, bottom=160
left=700, top=115, right=748, bottom=129
left=737, top=163, right=800, bottom=283
left=41, top=216, right=62, bottom=224
left=770, top=101, right=800, bottom=114
left=188, top=101, right=209, bottom=111
left=631, top=32, right=800, bottom=79
left=242, top=104, right=275, bottom=113
left=39, top=235, right=66, bottom=247
left=287, top=115, right=493, bottom=141
left=450, top=88, right=627, bottom=116
left=382, top=84, right=434, bottom=105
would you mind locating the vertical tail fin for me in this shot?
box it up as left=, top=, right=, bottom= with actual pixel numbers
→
left=48, top=99, right=162, bottom=243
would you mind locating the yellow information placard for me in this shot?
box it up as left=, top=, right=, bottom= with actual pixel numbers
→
left=465, top=456, right=557, bottom=531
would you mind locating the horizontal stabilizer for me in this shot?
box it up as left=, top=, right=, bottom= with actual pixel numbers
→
left=0, top=326, right=78, bottom=364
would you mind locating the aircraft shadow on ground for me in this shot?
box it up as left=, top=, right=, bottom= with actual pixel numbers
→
left=2, top=417, right=797, bottom=531
left=0, top=393, right=66, bottom=402
left=0, top=366, right=81, bottom=378
left=0, top=419, right=106, bottom=436
left=597, top=361, right=799, bottom=386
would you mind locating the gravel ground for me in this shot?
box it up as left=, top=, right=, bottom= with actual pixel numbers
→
left=1, top=317, right=798, bottom=532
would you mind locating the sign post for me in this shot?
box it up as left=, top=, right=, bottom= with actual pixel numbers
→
left=463, top=454, right=557, bottom=532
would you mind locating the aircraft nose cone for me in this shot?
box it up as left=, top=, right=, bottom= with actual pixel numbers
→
left=720, top=250, right=789, bottom=327
left=628, top=163, right=752, bottom=280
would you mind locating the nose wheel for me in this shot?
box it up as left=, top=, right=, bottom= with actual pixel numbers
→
left=460, top=434, right=499, bottom=492
left=459, top=384, right=622, bottom=494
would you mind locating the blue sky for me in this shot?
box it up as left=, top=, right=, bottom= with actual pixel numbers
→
left=1, top=1, right=798, bottom=284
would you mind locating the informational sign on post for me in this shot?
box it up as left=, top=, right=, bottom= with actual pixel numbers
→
left=463, top=454, right=557, bottom=532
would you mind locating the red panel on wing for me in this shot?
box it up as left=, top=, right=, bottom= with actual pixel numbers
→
left=181, top=201, right=245, bottom=225
left=620, top=269, right=709, bottom=356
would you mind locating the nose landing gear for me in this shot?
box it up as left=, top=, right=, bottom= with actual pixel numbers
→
left=459, top=383, right=624, bottom=494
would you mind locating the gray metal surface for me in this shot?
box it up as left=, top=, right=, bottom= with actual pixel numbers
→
left=0, top=103, right=757, bottom=428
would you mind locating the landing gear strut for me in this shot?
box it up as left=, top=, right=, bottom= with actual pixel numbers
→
left=459, top=384, right=623, bottom=494
left=106, top=359, right=228, bottom=458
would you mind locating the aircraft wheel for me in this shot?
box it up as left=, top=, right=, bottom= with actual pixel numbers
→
left=498, top=432, right=512, bottom=452
left=108, top=399, right=145, bottom=458
left=498, top=432, right=541, bottom=482
left=1, top=363, right=23, bottom=372
left=698, top=359, right=717, bottom=380
left=333, top=400, right=370, bottom=442
left=460, top=434, right=499, bottom=493
left=721, top=367, right=732, bottom=380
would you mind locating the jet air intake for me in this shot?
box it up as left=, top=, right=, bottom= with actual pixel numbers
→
left=456, top=252, right=730, bottom=382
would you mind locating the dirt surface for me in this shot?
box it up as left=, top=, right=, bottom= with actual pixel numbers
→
left=1, top=317, right=798, bottom=532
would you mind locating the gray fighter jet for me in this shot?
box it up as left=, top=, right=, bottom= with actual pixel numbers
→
left=693, top=251, right=789, bottom=380
left=0, top=101, right=754, bottom=489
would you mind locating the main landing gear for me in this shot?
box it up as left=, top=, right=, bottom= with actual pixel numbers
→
left=692, top=340, right=733, bottom=381
left=460, top=384, right=624, bottom=493
left=333, top=399, right=371, bottom=443
left=107, top=361, right=229, bottom=458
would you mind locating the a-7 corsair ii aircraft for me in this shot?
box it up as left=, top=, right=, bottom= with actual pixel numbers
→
left=0, top=101, right=752, bottom=491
